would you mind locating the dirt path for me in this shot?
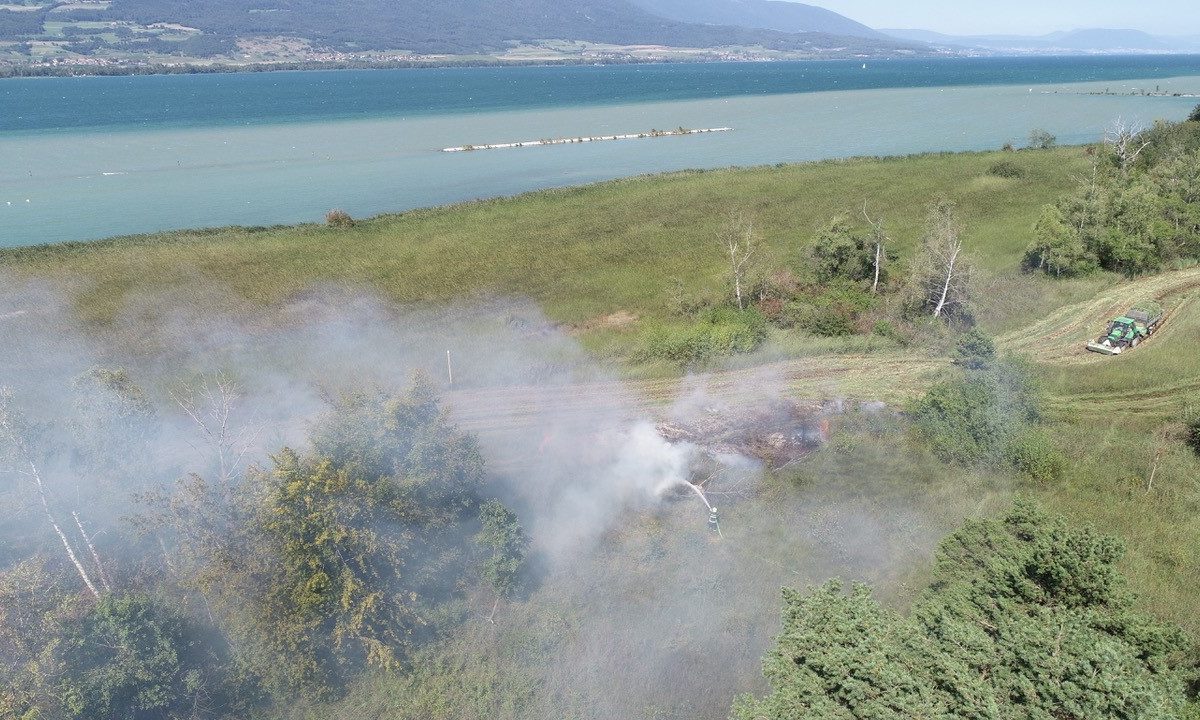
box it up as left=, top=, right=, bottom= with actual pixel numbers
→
left=447, top=267, right=1200, bottom=435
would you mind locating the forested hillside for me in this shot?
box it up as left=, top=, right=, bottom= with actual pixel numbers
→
left=58, top=0, right=910, bottom=53
left=627, top=0, right=883, bottom=38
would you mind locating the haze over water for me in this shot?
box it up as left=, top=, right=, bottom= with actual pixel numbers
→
left=2, top=56, right=1199, bottom=247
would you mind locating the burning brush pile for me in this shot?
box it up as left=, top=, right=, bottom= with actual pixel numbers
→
left=657, top=399, right=832, bottom=469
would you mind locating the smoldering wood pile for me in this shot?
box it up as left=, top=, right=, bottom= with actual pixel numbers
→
left=656, top=399, right=831, bottom=468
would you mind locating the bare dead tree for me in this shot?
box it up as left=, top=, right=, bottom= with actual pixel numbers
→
left=920, top=201, right=968, bottom=319
left=861, top=203, right=890, bottom=295
left=0, top=387, right=101, bottom=598
left=171, top=374, right=260, bottom=486
left=719, top=210, right=758, bottom=311
left=1105, top=117, right=1151, bottom=175
left=73, top=510, right=113, bottom=593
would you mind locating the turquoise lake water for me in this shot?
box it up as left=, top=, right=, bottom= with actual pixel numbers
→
left=2, top=57, right=1200, bottom=247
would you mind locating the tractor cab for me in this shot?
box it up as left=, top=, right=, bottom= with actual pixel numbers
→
left=1106, top=317, right=1137, bottom=343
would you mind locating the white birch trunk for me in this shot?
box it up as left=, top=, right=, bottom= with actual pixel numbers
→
left=872, top=242, right=882, bottom=295
left=933, top=244, right=960, bottom=318
left=1, top=392, right=101, bottom=598
left=31, top=460, right=101, bottom=598
left=74, top=510, right=113, bottom=593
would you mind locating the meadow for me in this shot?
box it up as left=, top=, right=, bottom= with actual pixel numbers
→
left=3, top=143, right=1198, bottom=718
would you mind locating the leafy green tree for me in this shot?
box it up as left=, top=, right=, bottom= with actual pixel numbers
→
left=1189, top=104, right=1200, bottom=123
left=311, top=375, right=484, bottom=525
left=1149, top=151, right=1200, bottom=260
left=735, top=501, right=1193, bottom=720
left=476, top=500, right=527, bottom=601
left=1023, top=204, right=1097, bottom=276
left=1, top=561, right=234, bottom=720
left=0, top=558, right=75, bottom=720
left=61, top=594, right=231, bottom=720
left=1099, top=179, right=1171, bottom=275
left=811, top=216, right=875, bottom=285
left=151, top=377, right=486, bottom=697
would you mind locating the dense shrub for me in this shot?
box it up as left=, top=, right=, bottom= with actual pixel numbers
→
left=326, top=209, right=355, bottom=228
left=61, top=594, right=233, bottom=720
left=1184, top=400, right=1200, bottom=454
left=988, top=159, right=1024, bottom=179
left=910, top=361, right=1041, bottom=466
left=637, top=308, right=767, bottom=366
left=809, top=216, right=891, bottom=287
left=1028, top=129, right=1057, bottom=150
left=1190, top=104, right=1200, bottom=123
left=952, top=328, right=996, bottom=370
left=781, top=284, right=874, bottom=337
left=871, top=319, right=906, bottom=344
left=1005, top=428, right=1067, bottom=482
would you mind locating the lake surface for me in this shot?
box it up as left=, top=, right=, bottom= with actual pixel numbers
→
left=2, top=56, right=1200, bottom=247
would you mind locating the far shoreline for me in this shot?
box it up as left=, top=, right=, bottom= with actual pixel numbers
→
left=0, top=52, right=916, bottom=80
left=5, top=51, right=1200, bottom=81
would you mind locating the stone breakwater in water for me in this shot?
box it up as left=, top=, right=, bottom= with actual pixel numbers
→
left=442, top=127, right=733, bottom=152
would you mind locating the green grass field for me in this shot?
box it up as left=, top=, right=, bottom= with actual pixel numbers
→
left=3, top=145, right=1199, bottom=699
left=1, top=147, right=1102, bottom=332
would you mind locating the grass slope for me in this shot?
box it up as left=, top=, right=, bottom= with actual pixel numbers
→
left=3, top=146, right=1198, bottom=651
left=1, top=148, right=1097, bottom=331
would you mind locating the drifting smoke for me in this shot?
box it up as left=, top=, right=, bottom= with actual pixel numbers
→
left=0, top=271, right=977, bottom=720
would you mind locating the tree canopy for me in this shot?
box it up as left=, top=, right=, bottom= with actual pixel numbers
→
left=735, top=500, right=1193, bottom=720
left=1026, top=120, right=1200, bottom=277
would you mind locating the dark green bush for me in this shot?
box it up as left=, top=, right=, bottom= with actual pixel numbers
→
left=872, top=320, right=906, bottom=344
left=952, top=328, right=996, bottom=370
left=1184, top=400, right=1200, bottom=454
left=808, top=217, right=892, bottom=288
left=910, top=362, right=1041, bottom=466
left=1190, top=104, right=1200, bottom=123
left=61, top=594, right=232, bottom=720
left=988, top=160, right=1024, bottom=179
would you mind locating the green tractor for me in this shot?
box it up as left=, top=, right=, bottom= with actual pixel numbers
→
left=1086, top=302, right=1164, bottom=356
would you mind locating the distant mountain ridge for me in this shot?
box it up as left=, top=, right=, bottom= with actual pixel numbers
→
left=57, top=0, right=914, bottom=54
left=883, top=27, right=1200, bottom=54
left=626, top=0, right=884, bottom=39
